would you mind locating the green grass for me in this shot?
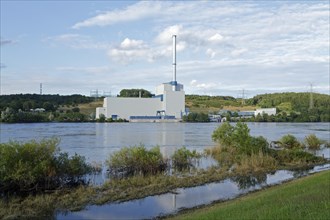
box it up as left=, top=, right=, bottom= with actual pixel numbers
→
left=169, top=170, right=330, bottom=220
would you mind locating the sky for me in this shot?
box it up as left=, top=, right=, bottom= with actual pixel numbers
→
left=1, top=0, right=329, bottom=98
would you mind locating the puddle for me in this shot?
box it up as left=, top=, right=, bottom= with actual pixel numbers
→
left=57, top=163, right=330, bottom=220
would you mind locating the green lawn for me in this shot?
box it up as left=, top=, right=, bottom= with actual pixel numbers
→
left=169, top=170, right=330, bottom=220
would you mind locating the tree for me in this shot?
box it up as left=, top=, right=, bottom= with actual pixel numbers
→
left=118, top=89, right=152, bottom=98
left=98, top=114, right=106, bottom=122
left=43, top=102, right=55, bottom=112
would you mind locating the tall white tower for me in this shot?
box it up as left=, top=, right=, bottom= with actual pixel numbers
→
left=172, top=35, right=177, bottom=91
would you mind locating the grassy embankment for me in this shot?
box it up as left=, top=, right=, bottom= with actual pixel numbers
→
left=169, top=170, right=330, bottom=220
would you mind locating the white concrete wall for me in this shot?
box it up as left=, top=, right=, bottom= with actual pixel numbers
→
left=96, top=107, right=107, bottom=119
left=102, top=97, right=162, bottom=120
left=163, top=90, right=185, bottom=118
left=255, top=108, right=277, bottom=116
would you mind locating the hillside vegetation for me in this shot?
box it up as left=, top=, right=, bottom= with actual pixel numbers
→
left=247, top=92, right=330, bottom=122
left=0, top=92, right=329, bottom=122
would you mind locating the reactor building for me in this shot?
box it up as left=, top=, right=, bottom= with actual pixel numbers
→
left=96, top=35, right=186, bottom=122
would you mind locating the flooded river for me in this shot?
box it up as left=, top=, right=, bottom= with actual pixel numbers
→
left=1, top=122, right=329, bottom=163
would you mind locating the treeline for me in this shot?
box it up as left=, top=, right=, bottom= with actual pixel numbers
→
left=183, top=112, right=210, bottom=122
left=0, top=94, right=94, bottom=123
left=118, top=89, right=152, bottom=98
left=0, top=94, right=94, bottom=112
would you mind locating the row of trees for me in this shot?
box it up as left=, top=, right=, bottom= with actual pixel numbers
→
left=183, top=112, right=210, bottom=122
left=118, top=89, right=152, bottom=98
left=1, top=107, right=91, bottom=123
left=0, top=94, right=94, bottom=112
left=225, top=110, right=329, bottom=123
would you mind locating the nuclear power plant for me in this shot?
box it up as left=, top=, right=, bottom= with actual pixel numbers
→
left=96, top=35, right=186, bottom=122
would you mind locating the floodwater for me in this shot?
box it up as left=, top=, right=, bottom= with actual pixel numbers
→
left=1, top=122, right=329, bottom=163
left=57, top=164, right=330, bottom=220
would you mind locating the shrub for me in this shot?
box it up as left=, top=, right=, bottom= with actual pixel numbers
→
left=212, top=122, right=235, bottom=147
left=106, top=145, right=167, bottom=176
left=0, top=138, right=92, bottom=194
left=250, top=136, right=270, bottom=154
left=304, top=134, right=322, bottom=150
left=205, top=145, right=237, bottom=167
left=274, top=148, right=324, bottom=165
left=234, top=151, right=277, bottom=174
left=171, top=147, right=201, bottom=170
left=231, top=122, right=251, bottom=153
left=278, top=134, right=302, bottom=149
left=212, top=122, right=267, bottom=155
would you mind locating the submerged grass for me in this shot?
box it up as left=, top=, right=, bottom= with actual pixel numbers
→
left=168, top=170, right=330, bottom=220
left=234, top=151, right=278, bottom=174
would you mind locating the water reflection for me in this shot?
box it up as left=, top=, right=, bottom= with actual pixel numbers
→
left=57, top=163, right=329, bottom=220
left=230, top=173, right=267, bottom=190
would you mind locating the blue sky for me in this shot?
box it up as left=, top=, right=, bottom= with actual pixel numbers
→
left=1, top=1, right=329, bottom=97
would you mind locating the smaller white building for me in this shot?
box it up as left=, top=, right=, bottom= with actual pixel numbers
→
left=254, top=108, right=276, bottom=116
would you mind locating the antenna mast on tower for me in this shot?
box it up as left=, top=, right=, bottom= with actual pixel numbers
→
left=172, top=35, right=176, bottom=83
left=172, top=35, right=177, bottom=91
left=40, top=83, right=42, bottom=95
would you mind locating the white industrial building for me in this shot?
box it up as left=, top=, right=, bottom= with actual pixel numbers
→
left=96, top=35, right=185, bottom=121
left=254, top=108, right=277, bottom=116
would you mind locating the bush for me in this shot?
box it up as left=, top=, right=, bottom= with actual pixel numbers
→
left=205, top=145, right=237, bottom=167
left=234, top=151, right=277, bottom=174
left=0, top=138, right=92, bottom=194
left=183, top=112, right=210, bottom=122
left=212, top=122, right=265, bottom=155
left=304, top=134, right=322, bottom=150
left=278, top=134, right=302, bottom=149
left=106, top=145, right=167, bottom=176
left=212, top=122, right=235, bottom=147
left=274, top=149, right=324, bottom=165
left=171, top=147, right=201, bottom=170
left=250, top=136, right=270, bottom=154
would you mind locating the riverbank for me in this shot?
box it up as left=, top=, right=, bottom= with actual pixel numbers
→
left=168, top=169, right=330, bottom=220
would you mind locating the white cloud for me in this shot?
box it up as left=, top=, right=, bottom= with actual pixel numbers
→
left=208, top=33, right=224, bottom=44
left=108, top=38, right=152, bottom=63
left=155, top=25, right=183, bottom=44
left=120, top=38, right=146, bottom=49
left=189, top=79, right=219, bottom=91
left=72, top=1, right=163, bottom=29
left=206, top=48, right=216, bottom=58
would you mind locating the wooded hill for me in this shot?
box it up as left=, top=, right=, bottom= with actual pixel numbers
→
left=186, top=92, right=329, bottom=122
